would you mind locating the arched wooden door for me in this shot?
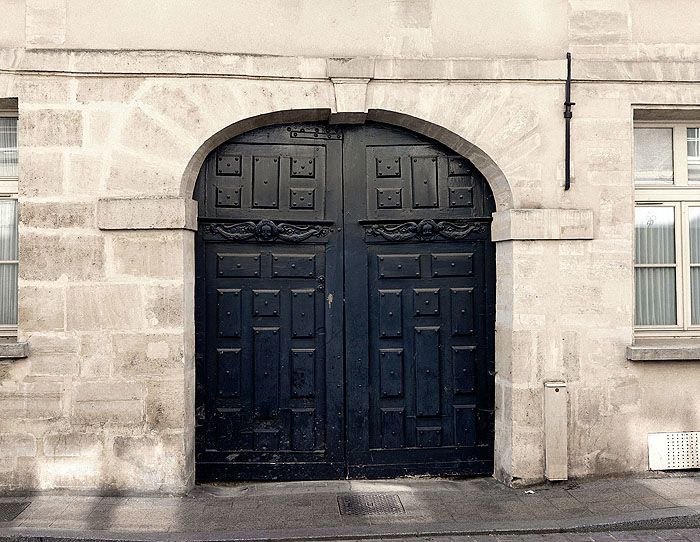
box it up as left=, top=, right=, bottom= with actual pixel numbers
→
left=194, top=122, right=495, bottom=481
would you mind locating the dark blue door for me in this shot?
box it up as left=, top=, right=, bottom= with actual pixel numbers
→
left=343, top=124, right=495, bottom=478
left=195, top=123, right=494, bottom=481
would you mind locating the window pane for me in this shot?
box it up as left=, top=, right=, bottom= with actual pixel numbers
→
left=692, top=267, right=700, bottom=325
left=0, top=199, right=17, bottom=261
left=690, top=207, right=700, bottom=264
left=0, top=118, right=18, bottom=178
left=635, top=267, right=676, bottom=326
left=0, top=263, right=17, bottom=326
left=688, top=128, right=700, bottom=184
left=634, top=128, right=674, bottom=184
left=635, top=206, right=675, bottom=264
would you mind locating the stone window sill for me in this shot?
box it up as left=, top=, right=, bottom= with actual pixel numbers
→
left=0, top=342, right=29, bottom=360
left=627, top=339, right=700, bottom=361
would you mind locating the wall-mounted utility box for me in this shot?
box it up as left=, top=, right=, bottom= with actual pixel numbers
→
left=544, top=381, right=568, bottom=481
left=648, top=432, right=700, bottom=470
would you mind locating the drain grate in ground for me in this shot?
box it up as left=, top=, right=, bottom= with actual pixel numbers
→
left=0, top=501, right=30, bottom=522
left=337, top=493, right=405, bottom=516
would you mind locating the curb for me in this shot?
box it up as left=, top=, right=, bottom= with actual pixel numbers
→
left=0, top=509, right=698, bottom=542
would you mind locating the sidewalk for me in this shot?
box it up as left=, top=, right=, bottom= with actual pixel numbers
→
left=0, top=474, right=698, bottom=541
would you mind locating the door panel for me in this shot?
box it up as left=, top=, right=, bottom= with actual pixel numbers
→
left=195, top=125, right=344, bottom=481
left=195, top=122, right=494, bottom=482
left=343, top=124, right=495, bottom=478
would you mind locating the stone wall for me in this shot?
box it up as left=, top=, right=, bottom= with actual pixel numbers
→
left=0, top=0, right=698, bottom=492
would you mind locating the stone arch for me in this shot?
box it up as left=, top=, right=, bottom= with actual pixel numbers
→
left=180, top=108, right=514, bottom=212
left=183, top=107, right=517, bottom=484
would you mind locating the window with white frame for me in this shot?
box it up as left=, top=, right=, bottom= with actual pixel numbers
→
left=0, top=111, right=18, bottom=337
left=634, top=122, right=700, bottom=334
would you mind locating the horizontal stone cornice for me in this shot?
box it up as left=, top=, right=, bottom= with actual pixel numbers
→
left=1, top=48, right=699, bottom=83
left=491, top=208, right=594, bottom=242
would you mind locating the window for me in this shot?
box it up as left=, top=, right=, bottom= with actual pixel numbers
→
left=634, top=122, right=700, bottom=334
left=0, top=112, right=17, bottom=337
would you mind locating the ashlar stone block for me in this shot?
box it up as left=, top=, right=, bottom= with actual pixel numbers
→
left=108, top=231, right=187, bottom=279
left=20, top=109, right=83, bottom=147
left=25, top=0, right=66, bottom=47
left=20, top=202, right=96, bottom=230
left=76, top=78, right=143, bottom=103
left=106, top=151, right=182, bottom=195
left=113, top=332, right=184, bottom=377
left=146, top=380, right=186, bottom=430
left=0, top=433, right=36, bottom=458
left=43, top=432, right=104, bottom=457
left=29, top=352, right=79, bottom=377
left=78, top=333, right=113, bottom=378
left=66, top=284, right=144, bottom=331
left=73, top=400, right=143, bottom=426
left=0, top=398, right=62, bottom=422
left=144, top=285, right=184, bottom=329
left=75, top=381, right=145, bottom=403
left=19, top=150, right=64, bottom=197
left=15, top=76, right=70, bottom=105
left=65, top=151, right=106, bottom=195
left=20, top=233, right=105, bottom=281
left=119, top=107, right=194, bottom=162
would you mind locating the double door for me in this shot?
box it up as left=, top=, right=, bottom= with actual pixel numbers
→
left=195, top=122, right=495, bottom=481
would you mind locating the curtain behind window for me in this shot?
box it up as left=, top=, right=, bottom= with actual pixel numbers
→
left=0, top=200, right=17, bottom=326
left=635, top=206, right=676, bottom=326
left=0, top=118, right=18, bottom=178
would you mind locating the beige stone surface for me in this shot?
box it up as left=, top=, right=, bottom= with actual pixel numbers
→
left=20, top=201, right=95, bottom=230
left=65, top=284, right=143, bottom=331
left=0, top=0, right=25, bottom=48
left=54, top=0, right=568, bottom=60
left=20, top=109, right=82, bottom=147
left=0, top=434, right=36, bottom=458
left=112, top=332, right=185, bottom=378
left=19, top=232, right=104, bottom=281
left=25, top=0, right=66, bottom=47
left=18, top=284, right=65, bottom=332
left=0, top=0, right=699, bottom=494
left=18, top=150, right=64, bottom=197
left=43, top=431, right=104, bottom=457
left=491, top=209, right=595, bottom=242
left=108, top=231, right=187, bottom=279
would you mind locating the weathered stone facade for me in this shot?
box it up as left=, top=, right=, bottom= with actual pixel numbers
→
left=0, top=0, right=698, bottom=492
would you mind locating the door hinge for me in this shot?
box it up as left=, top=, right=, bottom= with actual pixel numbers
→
left=288, top=125, right=343, bottom=140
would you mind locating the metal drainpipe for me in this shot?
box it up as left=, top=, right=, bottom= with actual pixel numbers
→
left=564, top=52, right=575, bottom=190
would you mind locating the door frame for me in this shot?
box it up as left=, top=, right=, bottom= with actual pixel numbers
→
left=185, top=109, right=514, bottom=485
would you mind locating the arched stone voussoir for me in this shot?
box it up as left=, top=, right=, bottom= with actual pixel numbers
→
left=180, top=108, right=334, bottom=198
left=366, top=109, right=514, bottom=211
left=181, top=107, right=514, bottom=212
left=136, top=79, right=332, bottom=146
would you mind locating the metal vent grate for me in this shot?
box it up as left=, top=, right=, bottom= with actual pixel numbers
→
left=0, top=501, right=30, bottom=522
left=337, top=494, right=405, bottom=516
left=648, top=431, right=700, bottom=470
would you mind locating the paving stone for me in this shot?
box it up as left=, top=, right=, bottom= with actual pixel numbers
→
left=564, top=535, right=595, bottom=542
left=608, top=532, right=641, bottom=540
